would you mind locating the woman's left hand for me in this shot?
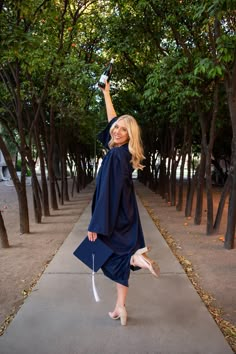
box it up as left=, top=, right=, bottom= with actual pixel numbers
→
left=88, top=231, right=97, bottom=242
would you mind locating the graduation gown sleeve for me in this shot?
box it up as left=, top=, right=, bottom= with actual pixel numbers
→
left=88, top=147, right=129, bottom=237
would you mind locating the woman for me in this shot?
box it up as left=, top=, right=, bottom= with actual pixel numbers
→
left=88, top=82, right=159, bottom=326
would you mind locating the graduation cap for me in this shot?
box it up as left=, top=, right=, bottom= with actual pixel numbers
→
left=73, top=236, right=113, bottom=272
left=73, top=236, right=113, bottom=302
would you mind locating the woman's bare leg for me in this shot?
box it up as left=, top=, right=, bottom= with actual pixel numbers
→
left=116, top=283, right=128, bottom=307
left=109, top=283, right=128, bottom=317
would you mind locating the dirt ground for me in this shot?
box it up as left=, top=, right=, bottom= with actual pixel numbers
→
left=0, top=179, right=94, bottom=332
left=0, top=179, right=235, bottom=349
left=134, top=183, right=236, bottom=333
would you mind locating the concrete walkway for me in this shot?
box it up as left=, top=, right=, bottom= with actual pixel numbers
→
left=0, top=185, right=233, bottom=354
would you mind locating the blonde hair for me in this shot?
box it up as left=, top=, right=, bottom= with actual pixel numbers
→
left=109, top=115, right=145, bottom=170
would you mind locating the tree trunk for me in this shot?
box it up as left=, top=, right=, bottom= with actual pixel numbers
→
left=27, top=157, right=42, bottom=223
left=62, top=145, right=69, bottom=202
left=185, top=166, right=199, bottom=217
left=48, top=105, right=58, bottom=210
left=71, top=174, right=76, bottom=197
left=9, top=61, right=30, bottom=233
left=67, top=155, right=76, bottom=197
left=185, top=136, right=193, bottom=216
left=31, top=172, right=42, bottom=223
left=224, top=161, right=236, bottom=249
left=176, top=124, right=189, bottom=211
left=205, top=84, right=219, bottom=234
left=60, top=155, right=65, bottom=205
left=224, top=138, right=236, bottom=249
left=224, top=60, right=236, bottom=249
left=154, top=157, right=160, bottom=192
left=64, top=167, right=69, bottom=201
left=194, top=146, right=206, bottom=225
left=170, top=160, right=177, bottom=206
left=143, top=151, right=152, bottom=187
left=75, top=151, right=80, bottom=193
left=0, top=135, right=30, bottom=233
left=166, top=156, right=171, bottom=203
left=34, top=126, right=50, bottom=216
left=81, top=155, right=87, bottom=188
left=159, top=157, right=167, bottom=198
left=0, top=211, right=9, bottom=248
left=213, top=176, right=231, bottom=233
left=177, top=152, right=187, bottom=211
left=205, top=149, right=214, bottom=234
left=18, top=184, right=30, bottom=234
left=169, top=127, right=177, bottom=205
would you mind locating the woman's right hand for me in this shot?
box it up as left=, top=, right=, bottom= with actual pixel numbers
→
left=88, top=231, right=97, bottom=242
left=100, top=81, right=117, bottom=122
left=101, top=80, right=110, bottom=94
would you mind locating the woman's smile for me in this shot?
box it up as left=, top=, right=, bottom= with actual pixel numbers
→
left=113, top=120, right=129, bottom=146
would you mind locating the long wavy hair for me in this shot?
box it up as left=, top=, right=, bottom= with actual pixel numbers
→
left=108, top=115, right=145, bottom=170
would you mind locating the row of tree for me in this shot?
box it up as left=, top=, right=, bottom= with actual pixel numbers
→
left=0, top=0, right=235, bottom=249
left=0, top=0, right=102, bottom=247
left=141, top=0, right=236, bottom=249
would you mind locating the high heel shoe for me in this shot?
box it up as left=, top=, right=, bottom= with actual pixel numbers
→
left=134, top=246, right=151, bottom=255
left=131, top=248, right=160, bottom=278
left=108, top=306, right=127, bottom=326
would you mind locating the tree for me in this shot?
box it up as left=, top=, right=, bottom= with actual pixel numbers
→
left=0, top=210, right=9, bottom=248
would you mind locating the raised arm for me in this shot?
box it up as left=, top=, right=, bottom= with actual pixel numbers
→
left=101, top=82, right=117, bottom=122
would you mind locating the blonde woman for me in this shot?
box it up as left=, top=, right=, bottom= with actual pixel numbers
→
left=88, top=82, right=159, bottom=326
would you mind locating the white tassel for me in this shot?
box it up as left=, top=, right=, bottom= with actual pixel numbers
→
left=92, top=253, right=100, bottom=302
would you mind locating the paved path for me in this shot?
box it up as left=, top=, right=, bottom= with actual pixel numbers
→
left=0, top=184, right=233, bottom=354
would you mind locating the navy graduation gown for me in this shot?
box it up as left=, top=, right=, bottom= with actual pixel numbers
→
left=88, top=117, right=145, bottom=286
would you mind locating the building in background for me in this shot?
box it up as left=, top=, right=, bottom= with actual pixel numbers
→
left=0, top=150, right=10, bottom=181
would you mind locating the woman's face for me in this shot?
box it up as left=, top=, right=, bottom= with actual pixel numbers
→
left=112, top=120, right=129, bottom=147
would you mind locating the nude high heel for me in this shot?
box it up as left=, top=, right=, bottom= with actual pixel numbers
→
left=131, top=248, right=160, bottom=278
left=134, top=246, right=151, bottom=255
left=108, top=306, right=127, bottom=326
left=119, top=306, right=127, bottom=326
